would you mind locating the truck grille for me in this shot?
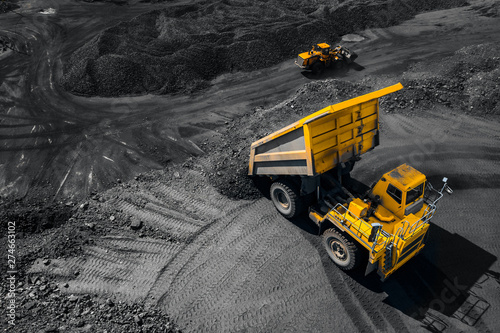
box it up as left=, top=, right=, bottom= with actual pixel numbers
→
left=397, top=233, right=425, bottom=264
left=297, top=56, right=305, bottom=67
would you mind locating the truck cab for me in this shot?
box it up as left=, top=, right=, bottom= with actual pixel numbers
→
left=316, top=164, right=450, bottom=280
left=370, top=164, right=426, bottom=220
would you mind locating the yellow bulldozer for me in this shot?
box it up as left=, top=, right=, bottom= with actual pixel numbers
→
left=295, top=43, right=358, bottom=74
left=248, top=83, right=452, bottom=280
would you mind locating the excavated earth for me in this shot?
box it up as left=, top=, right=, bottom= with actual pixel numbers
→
left=1, top=0, right=500, bottom=332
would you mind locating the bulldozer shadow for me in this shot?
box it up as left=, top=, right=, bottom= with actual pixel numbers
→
left=348, top=62, right=365, bottom=72
left=346, top=222, right=496, bottom=325
left=300, top=62, right=365, bottom=80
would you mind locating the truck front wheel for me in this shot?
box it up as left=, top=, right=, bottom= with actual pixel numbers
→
left=323, top=228, right=359, bottom=270
left=270, top=180, right=303, bottom=218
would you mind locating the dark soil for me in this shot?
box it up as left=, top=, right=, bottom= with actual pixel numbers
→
left=0, top=1, right=19, bottom=14
left=61, top=0, right=468, bottom=97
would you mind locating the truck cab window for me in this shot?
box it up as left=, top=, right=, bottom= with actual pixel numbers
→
left=406, top=183, right=424, bottom=205
left=386, top=184, right=402, bottom=204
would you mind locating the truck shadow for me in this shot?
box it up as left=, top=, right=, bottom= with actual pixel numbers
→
left=347, top=223, right=496, bottom=324
left=290, top=215, right=496, bottom=327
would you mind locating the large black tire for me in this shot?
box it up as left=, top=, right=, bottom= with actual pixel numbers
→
left=311, top=61, right=325, bottom=75
left=322, top=228, right=359, bottom=270
left=270, top=180, right=303, bottom=218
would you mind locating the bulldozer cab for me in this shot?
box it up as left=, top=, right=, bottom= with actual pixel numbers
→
left=315, top=43, right=330, bottom=55
left=370, top=164, right=426, bottom=220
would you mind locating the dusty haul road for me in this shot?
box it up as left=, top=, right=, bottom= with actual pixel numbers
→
left=1, top=0, right=500, bottom=332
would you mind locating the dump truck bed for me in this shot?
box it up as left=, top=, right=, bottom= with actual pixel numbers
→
left=248, top=83, right=403, bottom=177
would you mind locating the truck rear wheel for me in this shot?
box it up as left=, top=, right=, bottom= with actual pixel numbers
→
left=270, top=180, right=303, bottom=218
left=323, top=228, right=359, bottom=270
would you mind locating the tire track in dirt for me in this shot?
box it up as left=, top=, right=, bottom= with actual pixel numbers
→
left=175, top=217, right=318, bottom=327
left=29, top=169, right=357, bottom=332
left=301, top=232, right=411, bottom=333
left=29, top=236, right=183, bottom=302
left=152, top=196, right=352, bottom=333
left=162, top=210, right=276, bottom=316
left=151, top=201, right=277, bottom=307
left=109, top=198, right=201, bottom=239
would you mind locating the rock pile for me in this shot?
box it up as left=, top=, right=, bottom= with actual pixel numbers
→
left=1, top=274, right=180, bottom=332
left=382, top=43, right=500, bottom=115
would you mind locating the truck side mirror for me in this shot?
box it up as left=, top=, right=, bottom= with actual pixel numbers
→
left=442, top=177, right=453, bottom=194
left=444, top=184, right=453, bottom=195
left=369, top=223, right=382, bottom=243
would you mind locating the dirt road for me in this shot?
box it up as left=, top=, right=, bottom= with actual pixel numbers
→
left=2, top=0, right=500, bottom=332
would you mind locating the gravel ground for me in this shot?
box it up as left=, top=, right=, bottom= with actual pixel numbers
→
left=5, top=274, right=180, bottom=332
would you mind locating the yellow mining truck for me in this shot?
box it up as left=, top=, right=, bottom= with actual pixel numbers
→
left=295, top=43, right=358, bottom=74
left=248, top=83, right=452, bottom=280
